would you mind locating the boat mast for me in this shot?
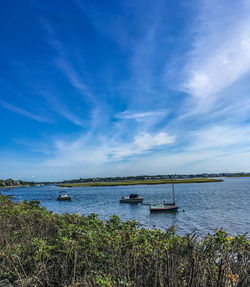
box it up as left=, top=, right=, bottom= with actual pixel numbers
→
left=172, top=176, right=176, bottom=205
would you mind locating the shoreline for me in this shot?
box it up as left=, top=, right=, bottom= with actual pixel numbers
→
left=58, top=178, right=223, bottom=187
left=0, top=185, right=30, bottom=189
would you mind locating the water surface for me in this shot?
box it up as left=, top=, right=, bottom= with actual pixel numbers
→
left=4, top=177, right=250, bottom=237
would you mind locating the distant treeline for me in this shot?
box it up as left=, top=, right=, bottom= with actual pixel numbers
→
left=1, top=172, right=250, bottom=187
left=60, top=172, right=250, bottom=184
left=0, top=178, right=35, bottom=187
left=0, top=195, right=249, bottom=286
left=59, top=178, right=223, bottom=188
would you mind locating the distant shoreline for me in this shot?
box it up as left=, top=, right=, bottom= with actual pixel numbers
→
left=58, top=178, right=223, bottom=187
left=0, top=185, right=29, bottom=189
left=228, top=175, right=250, bottom=177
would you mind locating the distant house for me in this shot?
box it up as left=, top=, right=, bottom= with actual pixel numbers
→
left=201, top=174, right=208, bottom=177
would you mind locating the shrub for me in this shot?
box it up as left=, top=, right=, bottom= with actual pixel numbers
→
left=0, top=195, right=249, bottom=286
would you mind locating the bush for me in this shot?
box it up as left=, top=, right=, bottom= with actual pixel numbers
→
left=0, top=195, right=249, bottom=286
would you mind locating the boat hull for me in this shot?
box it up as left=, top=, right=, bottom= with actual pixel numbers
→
left=150, top=205, right=178, bottom=212
left=57, top=196, right=72, bottom=201
left=120, top=198, right=143, bottom=203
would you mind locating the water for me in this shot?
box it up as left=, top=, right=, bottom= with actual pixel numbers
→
left=3, top=177, right=250, bottom=237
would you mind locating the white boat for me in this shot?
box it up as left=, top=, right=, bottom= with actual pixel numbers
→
left=120, top=193, right=144, bottom=203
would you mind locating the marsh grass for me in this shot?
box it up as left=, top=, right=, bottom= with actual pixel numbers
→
left=0, top=195, right=249, bottom=287
left=58, top=178, right=223, bottom=187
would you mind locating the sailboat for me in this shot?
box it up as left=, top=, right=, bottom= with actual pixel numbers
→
left=150, top=179, right=178, bottom=212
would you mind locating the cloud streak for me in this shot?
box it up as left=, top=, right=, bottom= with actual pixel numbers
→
left=42, top=130, right=176, bottom=173
left=39, top=18, right=98, bottom=127
left=39, top=92, right=86, bottom=127
left=0, top=100, right=52, bottom=123
left=115, top=109, right=168, bottom=121
left=110, top=132, right=176, bottom=159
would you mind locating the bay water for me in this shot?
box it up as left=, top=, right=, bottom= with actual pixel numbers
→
left=5, top=177, right=250, bottom=237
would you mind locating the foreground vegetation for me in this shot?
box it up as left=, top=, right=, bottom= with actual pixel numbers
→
left=0, top=195, right=249, bottom=287
left=59, top=178, right=223, bottom=187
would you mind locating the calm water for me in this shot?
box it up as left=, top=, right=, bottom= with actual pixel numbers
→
left=4, top=177, right=250, bottom=237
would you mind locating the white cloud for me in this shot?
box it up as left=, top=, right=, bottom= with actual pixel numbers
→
left=115, top=109, right=168, bottom=120
left=183, top=0, right=250, bottom=102
left=188, top=125, right=250, bottom=152
left=110, top=132, right=175, bottom=158
left=134, top=132, right=175, bottom=149
left=41, top=131, right=176, bottom=172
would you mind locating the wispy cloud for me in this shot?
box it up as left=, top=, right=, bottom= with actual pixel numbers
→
left=43, top=136, right=109, bottom=169
left=39, top=18, right=98, bottom=127
left=42, top=130, right=176, bottom=171
left=115, top=109, right=168, bottom=121
left=182, top=0, right=250, bottom=104
left=0, top=100, right=52, bottom=123
left=55, top=57, right=95, bottom=102
left=41, top=18, right=94, bottom=100
left=75, top=0, right=166, bottom=101
left=188, top=124, right=250, bottom=152
left=110, top=132, right=176, bottom=159
left=39, top=92, right=86, bottom=127
left=39, top=124, right=250, bottom=179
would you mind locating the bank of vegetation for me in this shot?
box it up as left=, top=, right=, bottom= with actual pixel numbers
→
left=0, top=195, right=249, bottom=287
left=0, top=178, right=34, bottom=188
left=58, top=178, right=223, bottom=187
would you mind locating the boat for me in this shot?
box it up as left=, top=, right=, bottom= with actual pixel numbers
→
left=150, top=204, right=178, bottom=212
left=150, top=179, right=178, bottom=212
left=120, top=193, right=144, bottom=203
left=57, top=194, right=72, bottom=201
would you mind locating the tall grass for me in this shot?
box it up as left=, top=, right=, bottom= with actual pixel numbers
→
left=0, top=195, right=249, bottom=287
left=58, top=178, right=223, bottom=187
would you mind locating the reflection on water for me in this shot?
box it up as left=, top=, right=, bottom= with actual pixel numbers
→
left=3, top=177, right=250, bottom=237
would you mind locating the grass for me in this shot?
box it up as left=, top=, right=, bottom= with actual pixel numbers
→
left=0, top=195, right=248, bottom=287
left=58, top=178, right=223, bottom=187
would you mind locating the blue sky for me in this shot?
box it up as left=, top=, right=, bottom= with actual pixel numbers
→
left=1, top=0, right=250, bottom=181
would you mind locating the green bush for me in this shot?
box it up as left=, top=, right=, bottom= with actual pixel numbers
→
left=0, top=195, right=249, bottom=286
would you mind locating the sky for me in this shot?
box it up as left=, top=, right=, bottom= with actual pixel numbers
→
left=1, top=0, right=250, bottom=181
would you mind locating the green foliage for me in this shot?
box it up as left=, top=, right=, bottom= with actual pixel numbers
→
left=0, top=178, right=35, bottom=187
left=0, top=194, right=249, bottom=287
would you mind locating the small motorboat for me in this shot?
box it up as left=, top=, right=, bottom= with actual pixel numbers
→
left=57, top=194, right=72, bottom=201
left=150, top=204, right=178, bottom=212
left=120, top=193, right=144, bottom=203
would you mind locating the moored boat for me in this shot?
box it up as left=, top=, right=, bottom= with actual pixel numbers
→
left=150, top=178, right=178, bottom=212
left=150, top=204, right=178, bottom=212
left=57, top=194, right=72, bottom=201
left=120, top=193, right=144, bottom=203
